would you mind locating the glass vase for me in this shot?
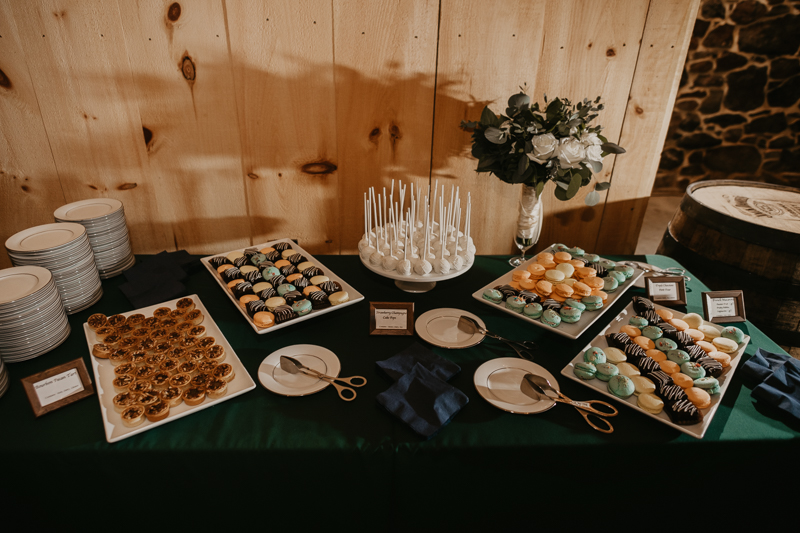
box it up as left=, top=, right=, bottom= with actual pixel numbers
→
left=509, top=184, right=543, bottom=266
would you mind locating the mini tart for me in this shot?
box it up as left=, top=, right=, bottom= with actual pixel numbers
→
left=134, top=364, right=157, bottom=380
left=150, top=328, right=169, bottom=341
left=92, top=343, right=113, bottom=359
left=153, top=342, right=173, bottom=356
left=168, top=372, right=192, bottom=390
left=160, top=358, right=181, bottom=375
left=153, top=307, right=172, bottom=319
left=197, top=361, right=218, bottom=374
left=87, top=313, right=108, bottom=331
left=169, top=346, right=188, bottom=360
left=160, top=317, right=179, bottom=332
left=103, top=334, right=122, bottom=347
left=151, top=372, right=171, bottom=389
left=176, top=297, right=195, bottom=313
left=145, top=400, right=170, bottom=422
left=107, top=314, right=127, bottom=328
left=94, top=326, right=117, bottom=341
left=178, top=337, right=197, bottom=349
left=142, top=316, right=161, bottom=329
left=113, top=391, right=141, bottom=413
left=160, top=386, right=184, bottom=407
left=183, top=387, right=206, bottom=406
left=206, top=378, right=228, bottom=400
left=129, top=350, right=148, bottom=366
left=145, top=353, right=166, bottom=367
left=121, top=405, right=146, bottom=427
left=179, top=361, right=198, bottom=376
left=113, top=374, right=136, bottom=393
left=129, top=379, right=153, bottom=394
left=175, top=321, right=194, bottom=336
left=139, top=337, right=157, bottom=352
left=165, top=331, right=183, bottom=345
left=190, top=373, right=211, bottom=389
left=206, top=345, right=226, bottom=363
left=115, top=324, right=135, bottom=337
left=138, top=391, right=161, bottom=408
left=196, top=337, right=216, bottom=349
left=188, top=326, right=206, bottom=339
left=118, top=337, right=141, bottom=350
left=185, top=309, right=203, bottom=325
left=126, top=313, right=146, bottom=328
left=114, top=363, right=137, bottom=377
left=186, top=348, right=206, bottom=363
left=169, top=308, right=186, bottom=320
left=213, top=363, right=235, bottom=382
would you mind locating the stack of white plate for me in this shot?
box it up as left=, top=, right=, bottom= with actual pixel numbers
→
left=5, top=223, right=103, bottom=315
left=54, top=198, right=136, bottom=278
left=0, top=356, right=9, bottom=397
left=0, top=266, right=71, bottom=364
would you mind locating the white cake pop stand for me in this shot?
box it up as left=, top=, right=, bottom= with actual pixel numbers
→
left=359, top=255, right=473, bottom=293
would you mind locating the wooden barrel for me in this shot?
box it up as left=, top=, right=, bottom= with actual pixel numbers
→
left=657, top=180, right=800, bottom=354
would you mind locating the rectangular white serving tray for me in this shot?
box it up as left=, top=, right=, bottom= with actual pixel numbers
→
left=471, top=250, right=643, bottom=340
left=85, top=295, right=256, bottom=443
left=201, top=239, right=364, bottom=334
left=560, top=301, right=749, bottom=439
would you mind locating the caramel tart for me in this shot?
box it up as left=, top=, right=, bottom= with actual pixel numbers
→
left=196, top=337, right=215, bottom=349
left=94, top=326, right=117, bottom=341
left=118, top=337, right=141, bottom=350
left=176, top=297, right=195, bottom=312
left=151, top=372, right=171, bottom=389
left=87, top=313, right=108, bottom=331
left=138, top=390, right=160, bottom=408
left=160, top=386, right=184, bottom=407
left=109, top=348, right=133, bottom=366
left=145, top=353, right=166, bottom=367
left=185, top=309, right=203, bottom=325
left=183, top=387, right=206, bottom=406
left=169, top=347, right=188, bottom=360
left=188, top=326, right=206, bottom=339
left=169, top=308, right=186, bottom=320
left=142, top=316, right=161, bottom=329
left=178, top=337, right=197, bottom=349
left=213, top=363, right=235, bottom=383
left=159, top=358, right=180, bottom=375
left=206, top=345, right=226, bottom=364
left=153, top=342, right=173, bottom=356
left=121, top=405, right=146, bottom=427
left=206, top=378, right=228, bottom=400
left=165, top=331, right=183, bottom=345
left=126, top=313, right=145, bottom=328
left=150, top=328, right=168, bottom=341
left=131, top=327, right=152, bottom=340
left=92, top=343, right=113, bottom=359
left=178, top=361, right=198, bottom=376
left=153, top=307, right=172, bottom=319
left=197, top=361, right=218, bottom=374
left=168, top=373, right=192, bottom=390
left=103, top=333, right=122, bottom=347
left=139, top=337, right=157, bottom=352
left=175, top=321, right=194, bottom=336
left=113, top=374, right=136, bottom=393
left=107, top=314, right=127, bottom=328
left=145, top=400, right=170, bottom=422
left=114, top=362, right=137, bottom=377
left=160, top=317, right=179, bottom=332
left=190, top=373, right=211, bottom=389
left=134, top=364, right=157, bottom=380
left=186, top=348, right=206, bottom=363
left=129, top=350, right=148, bottom=366
left=115, top=324, right=135, bottom=337
left=128, top=379, right=153, bottom=394
left=113, top=391, right=141, bottom=413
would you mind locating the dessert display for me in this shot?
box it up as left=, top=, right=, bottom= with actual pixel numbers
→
left=358, top=180, right=475, bottom=291
left=472, top=244, right=643, bottom=339
left=201, top=239, right=363, bottom=334
left=562, top=295, right=750, bottom=439
left=84, top=295, right=256, bottom=443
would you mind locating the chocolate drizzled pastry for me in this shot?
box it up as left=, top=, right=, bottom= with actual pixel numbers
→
left=624, top=343, right=647, bottom=360
left=243, top=247, right=259, bottom=258
left=288, top=253, right=307, bottom=265
left=494, top=284, right=519, bottom=300
left=209, top=256, right=229, bottom=268
left=308, top=290, right=330, bottom=310
left=234, top=256, right=249, bottom=268
left=283, top=290, right=303, bottom=305
left=232, top=282, right=255, bottom=299
left=264, top=250, right=280, bottom=262
left=246, top=300, right=267, bottom=317
left=280, top=264, right=298, bottom=276
left=541, top=299, right=562, bottom=312
left=686, top=344, right=706, bottom=361
left=259, top=287, right=277, bottom=300
left=221, top=267, right=243, bottom=283
left=656, top=321, right=677, bottom=334
left=663, top=329, right=694, bottom=348
left=244, top=270, right=264, bottom=284
left=632, top=296, right=656, bottom=314
left=303, top=266, right=324, bottom=278
left=518, top=291, right=541, bottom=304
left=665, top=399, right=704, bottom=425
left=605, top=332, right=632, bottom=349
left=319, top=281, right=342, bottom=295
left=273, top=242, right=291, bottom=252
left=646, top=370, right=673, bottom=389
left=591, top=263, right=608, bottom=278
left=636, top=356, right=661, bottom=374
left=640, top=309, right=662, bottom=325
left=273, top=305, right=295, bottom=324
left=697, top=356, right=724, bottom=378
left=292, top=277, right=309, bottom=289
left=657, top=384, right=688, bottom=403
left=270, top=274, right=287, bottom=287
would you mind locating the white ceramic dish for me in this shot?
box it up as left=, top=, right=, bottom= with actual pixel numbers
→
left=560, top=301, right=749, bottom=439
left=55, top=198, right=123, bottom=222
left=257, top=344, right=341, bottom=397
left=415, top=308, right=486, bottom=349
left=474, top=357, right=557, bottom=414
left=201, top=239, right=364, bottom=334
left=0, top=266, right=53, bottom=305
left=472, top=248, right=644, bottom=340
left=84, top=295, right=256, bottom=443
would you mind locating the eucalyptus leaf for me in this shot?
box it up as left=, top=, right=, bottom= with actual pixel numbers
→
left=594, top=181, right=611, bottom=191
left=585, top=191, right=600, bottom=206
left=480, top=106, right=500, bottom=127
left=484, top=127, right=507, bottom=144
left=600, top=142, right=626, bottom=154
left=516, top=156, right=528, bottom=177
left=556, top=180, right=569, bottom=190
left=535, top=181, right=545, bottom=198
left=508, top=92, right=531, bottom=110
left=554, top=185, right=568, bottom=201
left=586, top=160, right=602, bottom=173
left=566, top=173, right=582, bottom=199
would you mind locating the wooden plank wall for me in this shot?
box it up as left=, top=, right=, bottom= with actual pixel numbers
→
left=0, top=0, right=698, bottom=270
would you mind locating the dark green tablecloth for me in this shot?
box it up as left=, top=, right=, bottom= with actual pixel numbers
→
left=2, top=255, right=797, bottom=530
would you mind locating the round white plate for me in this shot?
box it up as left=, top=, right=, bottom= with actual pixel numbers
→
left=415, top=308, right=485, bottom=349
left=5, top=223, right=86, bottom=252
left=54, top=198, right=123, bottom=221
left=474, top=357, right=558, bottom=414
left=258, top=344, right=341, bottom=397
left=0, top=266, right=53, bottom=305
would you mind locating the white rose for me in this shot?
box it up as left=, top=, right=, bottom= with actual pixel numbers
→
left=585, top=145, right=603, bottom=162
left=555, top=137, right=586, bottom=169
left=526, top=133, right=557, bottom=164
left=580, top=132, right=602, bottom=146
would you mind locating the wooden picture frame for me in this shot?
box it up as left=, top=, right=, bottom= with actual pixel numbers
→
left=645, top=274, right=687, bottom=306
left=21, top=358, right=94, bottom=417
left=369, top=302, right=414, bottom=336
left=702, top=290, right=746, bottom=323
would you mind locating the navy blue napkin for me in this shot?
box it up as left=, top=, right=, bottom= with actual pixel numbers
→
left=741, top=348, right=800, bottom=420
left=376, top=342, right=461, bottom=382
left=376, top=363, right=469, bottom=439
left=119, top=251, right=195, bottom=308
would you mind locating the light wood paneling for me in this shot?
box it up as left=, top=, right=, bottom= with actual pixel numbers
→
left=333, top=0, right=440, bottom=253
left=8, top=0, right=171, bottom=253
left=119, top=0, right=250, bottom=253
left=595, top=0, right=700, bottom=254
left=0, top=0, right=66, bottom=269
left=226, top=0, right=339, bottom=254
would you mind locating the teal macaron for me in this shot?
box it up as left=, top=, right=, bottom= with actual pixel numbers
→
left=642, top=326, right=663, bottom=340
left=291, top=299, right=312, bottom=316
left=608, top=375, right=635, bottom=399
left=629, top=316, right=648, bottom=329
left=564, top=298, right=586, bottom=311
left=603, top=277, right=619, bottom=293
left=609, top=271, right=626, bottom=284
left=583, top=253, right=600, bottom=263
left=667, top=349, right=690, bottom=365
left=693, top=376, right=719, bottom=390
left=560, top=306, right=582, bottom=324
left=681, top=362, right=706, bottom=380
left=482, top=288, right=503, bottom=304
left=595, top=363, right=619, bottom=382
left=584, top=347, right=607, bottom=364
left=573, top=361, right=597, bottom=380
left=523, top=303, right=543, bottom=319
left=567, top=246, right=585, bottom=257
left=614, top=265, right=635, bottom=279
left=505, top=296, right=526, bottom=313
left=655, top=338, right=677, bottom=352
left=582, top=295, right=603, bottom=311
left=541, top=309, right=561, bottom=328
left=721, top=326, right=745, bottom=344
left=599, top=260, right=616, bottom=270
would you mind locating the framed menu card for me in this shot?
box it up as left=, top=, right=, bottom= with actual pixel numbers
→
left=21, top=358, right=94, bottom=417
left=702, top=290, right=746, bottom=323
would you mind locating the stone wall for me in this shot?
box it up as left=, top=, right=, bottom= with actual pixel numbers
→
left=655, top=0, right=800, bottom=195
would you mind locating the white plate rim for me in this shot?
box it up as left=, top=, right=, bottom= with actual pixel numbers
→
left=257, top=344, right=341, bottom=396
left=415, top=308, right=486, bottom=349
left=54, top=198, right=123, bottom=221
left=0, top=266, right=53, bottom=305
left=474, top=357, right=557, bottom=414
left=5, top=223, right=87, bottom=252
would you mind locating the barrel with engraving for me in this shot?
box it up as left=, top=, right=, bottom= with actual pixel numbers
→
left=657, top=180, right=800, bottom=355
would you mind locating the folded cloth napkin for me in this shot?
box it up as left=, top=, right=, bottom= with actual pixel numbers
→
left=376, top=342, right=461, bottom=382
left=741, top=348, right=800, bottom=420
left=119, top=251, right=195, bottom=308
left=376, top=363, right=469, bottom=439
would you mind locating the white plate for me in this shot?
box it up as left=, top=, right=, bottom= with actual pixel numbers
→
left=472, top=246, right=644, bottom=340
left=474, top=357, right=557, bottom=414
left=415, top=308, right=486, bottom=349
left=258, top=344, right=341, bottom=397
left=201, top=239, right=364, bottom=334
left=0, top=266, right=53, bottom=305
left=55, top=198, right=123, bottom=221
left=84, top=295, right=256, bottom=443
left=560, top=301, right=750, bottom=439
left=5, top=223, right=87, bottom=252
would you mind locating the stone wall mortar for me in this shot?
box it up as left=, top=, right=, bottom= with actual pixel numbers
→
left=656, top=0, right=800, bottom=195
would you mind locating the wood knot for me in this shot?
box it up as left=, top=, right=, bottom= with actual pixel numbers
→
left=88, top=184, right=98, bottom=190
left=0, top=68, right=12, bottom=89
left=606, top=48, right=616, bottom=57
left=300, top=160, right=337, bottom=175
left=587, top=42, right=593, bottom=49
left=389, top=123, right=402, bottom=140
left=368, top=127, right=381, bottom=145
left=142, top=126, right=153, bottom=146
left=635, top=106, right=644, bottom=115
left=181, top=55, right=195, bottom=81
left=167, top=3, right=181, bottom=22
left=118, top=183, right=137, bottom=190
left=21, top=185, right=30, bottom=192
left=247, top=173, right=259, bottom=180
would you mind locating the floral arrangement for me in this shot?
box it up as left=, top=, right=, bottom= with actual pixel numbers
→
left=460, top=89, right=625, bottom=206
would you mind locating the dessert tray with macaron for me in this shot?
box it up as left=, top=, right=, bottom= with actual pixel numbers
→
left=472, top=244, right=644, bottom=339
left=84, top=295, right=256, bottom=443
left=201, top=239, right=364, bottom=334
left=562, top=295, right=750, bottom=439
